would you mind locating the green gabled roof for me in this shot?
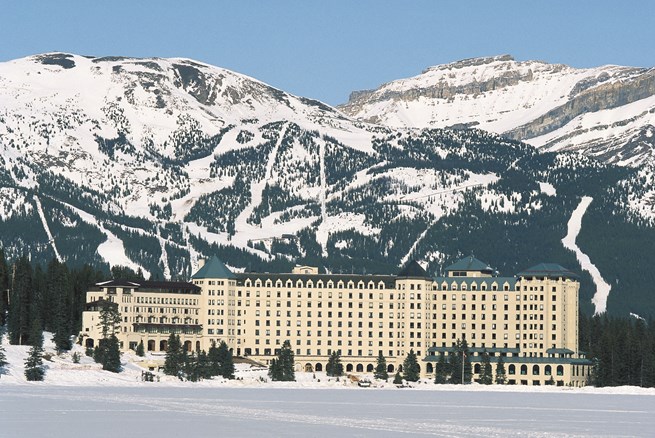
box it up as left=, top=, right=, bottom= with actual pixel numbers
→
left=397, top=260, right=429, bottom=278
left=517, top=263, right=578, bottom=280
left=191, top=255, right=236, bottom=279
left=445, top=256, right=494, bottom=273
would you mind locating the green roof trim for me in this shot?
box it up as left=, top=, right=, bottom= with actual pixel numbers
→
left=191, top=255, right=236, bottom=279
left=445, top=256, right=494, bottom=273
left=432, top=276, right=517, bottom=288
left=517, top=263, right=578, bottom=279
left=546, top=348, right=575, bottom=355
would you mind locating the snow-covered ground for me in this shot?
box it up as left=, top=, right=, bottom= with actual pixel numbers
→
left=2, top=333, right=655, bottom=436
left=562, top=197, right=612, bottom=314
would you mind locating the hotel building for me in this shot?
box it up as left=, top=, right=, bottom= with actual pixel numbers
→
left=80, top=255, right=591, bottom=386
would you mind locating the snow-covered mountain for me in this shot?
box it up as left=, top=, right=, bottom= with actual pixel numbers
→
left=1, top=53, right=655, bottom=317
left=340, top=55, right=655, bottom=167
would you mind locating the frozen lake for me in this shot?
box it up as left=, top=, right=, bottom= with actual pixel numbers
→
left=1, top=386, right=654, bottom=437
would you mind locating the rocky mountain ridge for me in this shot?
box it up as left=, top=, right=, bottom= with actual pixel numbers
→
left=340, top=55, right=655, bottom=166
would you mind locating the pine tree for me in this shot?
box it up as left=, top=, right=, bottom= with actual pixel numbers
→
left=164, top=334, right=183, bottom=377
left=0, top=249, right=9, bottom=326
left=480, top=350, right=493, bottom=385
left=184, top=351, right=199, bottom=382
left=495, top=355, right=507, bottom=384
left=47, top=260, right=72, bottom=352
left=393, top=372, right=403, bottom=384
left=136, top=339, right=145, bottom=357
left=434, top=353, right=448, bottom=384
left=326, top=351, right=343, bottom=377
left=0, top=328, right=8, bottom=372
left=402, top=349, right=420, bottom=382
left=268, top=358, right=281, bottom=381
left=197, top=349, right=210, bottom=379
left=100, top=335, right=122, bottom=373
left=448, top=348, right=462, bottom=384
left=269, top=340, right=294, bottom=381
left=462, top=339, right=472, bottom=383
left=24, top=326, right=45, bottom=381
left=207, top=341, right=221, bottom=377
left=217, top=341, right=234, bottom=379
left=97, top=302, right=121, bottom=339
left=8, top=256, right=33, bottom=345
left=374, top=352, right=389, bottom=380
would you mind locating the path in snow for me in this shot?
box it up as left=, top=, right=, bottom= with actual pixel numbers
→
left=52, top=199, right=147, bottom=276
left=562, top=196, right=611, bottom=314
left=399, top=181, right=488, bottom=266
left=33, top=195, right=62, bottom=262
left=233, top=123, right=288, bottom=246
left=318, top=138, right=328, bottom=257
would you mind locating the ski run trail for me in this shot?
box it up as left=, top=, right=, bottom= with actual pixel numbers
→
left=33, top=194, right=62, bottom=262
left=562, top=196, right=611, bottom=314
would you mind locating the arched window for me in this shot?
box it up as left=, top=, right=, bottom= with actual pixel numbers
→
left=508, top=364, right=516, bottom=375
left=474, top=363, right=481, bottom=374
left=356, top=364, right=364, bottom=372
left=520, top=365, right=528, bottom=375
left=366, top=364, right=374, bottom=372
left=545, top=365, right=552, bottom=376
left=532, top=365, right=540, bottom=375
left=556, top=365, right=564, bottom=376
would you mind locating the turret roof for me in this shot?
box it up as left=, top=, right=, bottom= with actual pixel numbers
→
left=517, top=263, right=578, bottom=279
left=397, top=260, right=429, bottom=278
left=191, top=255, right=236, bottom=279
left=445, top=256, right=494, bottom=272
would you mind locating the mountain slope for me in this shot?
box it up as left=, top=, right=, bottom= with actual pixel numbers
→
left=340, top=55, right=655, bottom=166
left=0, top=53, right=654, bottom=317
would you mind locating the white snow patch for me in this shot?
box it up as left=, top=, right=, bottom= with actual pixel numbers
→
left=538, top=181, right=557, bottom=196
left=562, top=196, right=612, bottom=314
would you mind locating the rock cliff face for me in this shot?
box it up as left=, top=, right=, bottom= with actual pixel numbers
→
left=340, top=56, right=655, bottom=167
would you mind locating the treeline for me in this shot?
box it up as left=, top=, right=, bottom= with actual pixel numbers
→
left=580, top=314, right=655, bottom=387
left=0, top=250, right=135, bottom=351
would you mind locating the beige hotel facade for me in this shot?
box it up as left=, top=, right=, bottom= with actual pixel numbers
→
left=80, top=256, right=592, bottom=386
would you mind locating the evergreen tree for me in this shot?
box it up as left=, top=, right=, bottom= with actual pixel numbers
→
left=393, top=372, right=403, bottom=384
left=164, top=334, right=183, bottom=377
left=99, top=335, right=122, bottom=373
left=434, top=353, right=448, bottom=384
left=217, top=341, right=235, bottom=379
left=326, top=350, right=343, bottom=377
left=8, top=256, right=34, bottom=345
left=268, top=358, right=281, bottom=381
left=47, top=260, right=72, bottom=352
left=402, top=349, right=420, bottom=382
left=136, top=339, right=145, bottom=357
left=24, top=325, right=45, bottom=381
left=97, top=302, right=121, bottom=339
left=462, top=339, right=472, bottom=383
left=197, top=349, right=210, bottom=379
left=374, top=352, right=389, bottom=380
left=495, top=355, right=507, bottom=385
left=184, top=351, right=200, bottom=382
left=480, top=350, right=493, bottom=385
left=448, top=349, right=462, bottom=384
left=0, top=249, right=9, bottom=326
left=110, top=265, right=145, bottom=281
left=269, top=340, right=294, bottom=381
left=0, top=328, right=8, bottom=372
left=207, top=341, right=221, bottom=377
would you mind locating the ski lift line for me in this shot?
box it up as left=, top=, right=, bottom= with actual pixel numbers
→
left=401, top=182, right=486, bottom=201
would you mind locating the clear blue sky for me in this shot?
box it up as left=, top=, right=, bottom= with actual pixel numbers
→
left=2, top=1, right=654, bottom=105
